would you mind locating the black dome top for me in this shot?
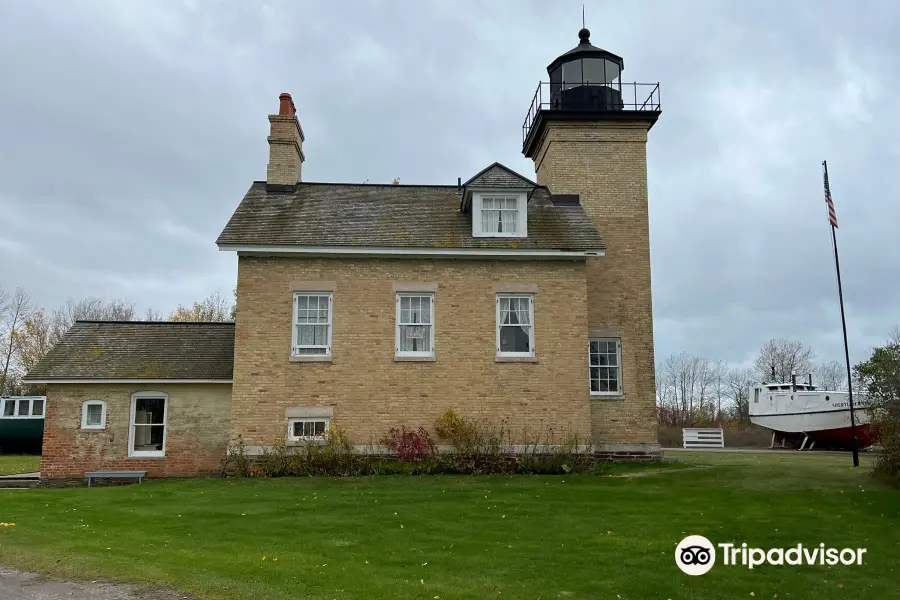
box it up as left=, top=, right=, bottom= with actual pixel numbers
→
left=547, top=28, right=624, bottom=75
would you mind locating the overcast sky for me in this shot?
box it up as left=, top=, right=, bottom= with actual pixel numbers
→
left=1, top=0, right=898, bottom=370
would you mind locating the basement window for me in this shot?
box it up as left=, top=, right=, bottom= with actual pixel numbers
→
left=288, top=418, right=329, bottom=441
left=81, top=400, right=107, bottom=429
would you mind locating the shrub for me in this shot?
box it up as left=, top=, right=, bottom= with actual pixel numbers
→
left=435, top=408, right=464, bottom=440
left=872, top=413, right=900, bottom=485
left=380, top=426, right=435, bottom=461
left=222, top=435, right=249, bottom=477
left=431, top=409, right=594, bottom=475
left=224, top=425, right=370, bottom=478
left=223, top=414, right=601, bottom=478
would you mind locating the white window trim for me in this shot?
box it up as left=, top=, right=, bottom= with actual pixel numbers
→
left=495, top=293, right=536, bottom=358
left=472, top=192, right=528, bottom=238
left=589, top=338, right=623, bottom=396
left=0, top=397, right=45, bottom=419
left=287, top=417, right=331, bottom=442
left=31, top=398, right=45, bottom=417
left=395, top=292, right=435, bottom=358
left=128, top=391, right=168, bottom=458
left=81, top=400, right=107, bottom=430
left=291, top=291, right=334, bottom=357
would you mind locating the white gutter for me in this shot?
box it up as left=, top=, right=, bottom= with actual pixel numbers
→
left=217, top=244, right=604, bottom=259
left=23, top=379, right=233, bottom=384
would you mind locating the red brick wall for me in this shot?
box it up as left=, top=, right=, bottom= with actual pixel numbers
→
left=41, top=383, right=232, bottom=478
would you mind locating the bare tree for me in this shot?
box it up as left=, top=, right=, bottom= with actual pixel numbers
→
left=726, top=367, right=755, bottom=424
left=169, top=291, right=234, bottom=322
left=815, top=360, right=847, bottom=390
left=144, top=307, right=165, bottom=321
left=753, top=338, right=816, bottom=384
left=12, top=308, right=53, bottom=373
left=0, top=285, right=9, bottom=323
left=0, top=288, right=33, bottom=395
left=49, top=297, right=136, bottom=345
left=658, top=352, right=715, bottom=425
left=711, top=359, right=729, bottom=422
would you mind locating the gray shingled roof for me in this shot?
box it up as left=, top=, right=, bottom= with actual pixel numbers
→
left=24, top=321, right=235, bottom=381
left=464, top=162, right=537, bottom=189
left=216, top=182, right=605, bottom=251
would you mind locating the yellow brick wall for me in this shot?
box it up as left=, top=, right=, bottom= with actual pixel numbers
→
left=266, top=115, right=302, bottom=185
left=533, top=120, right=659, bottom=448
left=41, top=383, right=232, bottom=478
left=232, top=256, right=592, bottom=447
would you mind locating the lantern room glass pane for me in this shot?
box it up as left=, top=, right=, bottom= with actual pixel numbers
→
left=583, top=58, right=602, bottom=84
left=549, top=65, right=562, bottom=100
left=562, top=59, right=582, bottom=87
left=550, top=66, right=562, bottom=85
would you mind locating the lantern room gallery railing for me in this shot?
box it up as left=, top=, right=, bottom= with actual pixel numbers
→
left=522, top=81, right=661, bottom=146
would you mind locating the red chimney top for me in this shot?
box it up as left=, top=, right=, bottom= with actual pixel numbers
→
left=278, top=93, right=296, bottom=116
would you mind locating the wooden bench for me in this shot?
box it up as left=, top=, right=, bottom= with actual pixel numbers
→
left=85, top=471, right=147, bottom=487
left=682, top=428, right=725, bottom=449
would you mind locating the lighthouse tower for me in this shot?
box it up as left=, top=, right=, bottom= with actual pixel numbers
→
left=523, top=28, right=662, bottom=452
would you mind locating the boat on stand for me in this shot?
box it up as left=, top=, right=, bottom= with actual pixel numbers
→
left=0, top=396, right=46, bottom=455
left=748, top=373, right=873, bottom=450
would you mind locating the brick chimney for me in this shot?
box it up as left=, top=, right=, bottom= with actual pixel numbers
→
left=266, top=93, right=304, bottom=188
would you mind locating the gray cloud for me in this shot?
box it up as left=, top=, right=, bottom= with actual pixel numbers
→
left=1, top=0, right=898, bottom=369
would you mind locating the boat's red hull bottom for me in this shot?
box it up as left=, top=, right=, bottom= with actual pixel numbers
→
left=773, top=424, right=875, bottom=450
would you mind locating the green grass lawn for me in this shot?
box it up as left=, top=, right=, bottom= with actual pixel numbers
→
left=1, top=452, right=898, bottom=599
left=0, top=454, right=40, bottom=475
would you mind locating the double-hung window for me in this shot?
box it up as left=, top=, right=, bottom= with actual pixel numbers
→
left=496, top=294, right=535, bottom=358
left=473, top=192, right=527, bottom=238
left=292, top=292, right=333, bottom=357
left=129, top=392, right=167, bottom=457
left=396, top=293, right=434, bottom=358
left=482, top=197, right=519, bottom=234
left=589, top=338, right=622, bottom=395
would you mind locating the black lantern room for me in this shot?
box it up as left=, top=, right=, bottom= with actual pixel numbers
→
left=548, top=28, right=624, bottom=111
left=522, top=28, right=660, bottom=157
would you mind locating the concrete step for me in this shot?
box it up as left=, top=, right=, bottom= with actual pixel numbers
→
left=0, top=479, right=39, bottom=489
left=0, top=472, right=41, bottom=489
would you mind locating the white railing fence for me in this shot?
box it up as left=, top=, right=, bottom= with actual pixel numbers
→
left=682, top=427, right=725, bottom=449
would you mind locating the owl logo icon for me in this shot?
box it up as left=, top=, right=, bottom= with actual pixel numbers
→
left=675, top=535, right=716, bottom=575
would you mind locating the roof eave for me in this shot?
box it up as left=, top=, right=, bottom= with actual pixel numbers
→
left=218, top=244, right=604, bottom=260
left=23, top=378, right=234, bottom=384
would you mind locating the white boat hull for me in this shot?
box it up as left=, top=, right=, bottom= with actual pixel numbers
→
left=749, top=385, right=874, bottom=448
left=750, top=407, right=869, bottom=433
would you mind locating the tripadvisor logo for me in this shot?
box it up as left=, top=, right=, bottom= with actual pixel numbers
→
left=676, top=535, right=716, bottom=575
left=675, top=535, right=867, bottom=576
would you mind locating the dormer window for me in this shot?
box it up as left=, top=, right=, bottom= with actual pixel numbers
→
left=472, top=192, right=527, bottom=238
left=482, top=196, right=519, bottom=233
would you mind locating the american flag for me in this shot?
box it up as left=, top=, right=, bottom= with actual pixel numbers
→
left=823, top=165, right=838, bottom=228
